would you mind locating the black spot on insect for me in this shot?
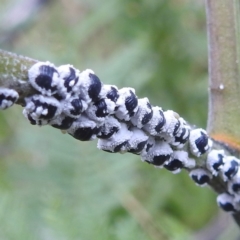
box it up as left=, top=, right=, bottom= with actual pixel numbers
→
left=164, top=159, right=184, bottom=171
left=70, top=127, right=100, bottom=141
left=70, top=98, right=83, bottom=116
left=33, top=99, right=58, bottom=119
left=125, top=90, right=138, bottom=117
left=27, top=114, right=37, bottom=125
left=195, top=131, right=209, bottom=154
left=36, top=65, right=58, bottom=92
left=63, top=68, right=79, bottom=93
left=0, top=94, right=17, bottom=105
left=212, top=153, right=224, bottom=172
left=95, top=99, right=108, bottom=118
left=146, top=143, right=153, bottom=152
left=106, top=87, right=119, bottom=102
left=141, top=103, right=153, bottom=125
left=152, top=154, right=171, bottom=166
left=219, top=202, right=236, bottom=212
left=192, top=174, right=210, bottom=185
left=114, top=141, right=128, bottom=152
left=232, top=183, right=240, bottom=193
left=128, top=140, right=147, bottom=154
left=155, top=110, right=166, bottom=132
left=225, top=160, right=239, bottom=180
left=97, top=126, right=119, bottom=139
left=88, top=73, right=102, bottom=102
left=173, top=120, right=180, bottom=136
left=51, top=116, right=74, bottom=130
left=174, top=128, right=189, bottom=144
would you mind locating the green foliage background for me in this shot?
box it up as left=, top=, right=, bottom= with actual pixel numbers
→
left=0, top=0, right=238, bottom=239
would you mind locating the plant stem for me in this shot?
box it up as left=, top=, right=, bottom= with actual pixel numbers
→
left=0, top=49, right=37, bottom=104
left=206, top=0, right=240, bottom=153
left=206, top=0, right=240, bottom=226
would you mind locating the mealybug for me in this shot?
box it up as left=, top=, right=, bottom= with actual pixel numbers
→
left=130, top=98, right=153, bottom=128
left=189, top=168, right=212, bottom=187
left=115, top=88, right=138, bottom=121
left=97, top=123, right=132, bottom=153
left=28, top=62, right=60, bottom=96
left=206, top=149, right=225, bottom=176
left=0, top=88, right=19, bottom=109
left=217, top=193, right=239, bottom=212
left=189, top=129, right=212, bottom=157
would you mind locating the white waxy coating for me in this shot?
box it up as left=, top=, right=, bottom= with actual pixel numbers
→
left=217, top=193, right=239, bottom=212
left=143, top=106, right=165, bottom=136
left=160, top=110, right=179, bottom=136
left=126, top=127, right=149, bottom=152
left=78, top=69, right=95, bottom=104
left=0, top=88, right=19, bottom=109
left=57, top=64, right=81, bottom=98
left=61, top=96, right=87, bottom=118
left=97, top=123, right=132, bottom=153
left=189, top=168, right=212, bottom=187
left=165, top=150, right=192, bottom=174
left=28, top=61, right=60, bottom=96
left=206, top=149, right=225, bottom=176
left=141, top=140, right=173, bottom=167
left=67, top=114, right=99, bottom=141
left=189, top=128, right=212, bottom=157
left=23, top=95, right=62, bottom=125
left=228, top=169, right=240, bottom=195
left=220, top=156, right=240, bottom=181
left=115, top=87, right=138, bottom=121
left=99, top=84, right=119, bottom=100
left=86, top=98, right=115, bottom=123
left=97, top=116, right=121, bottom=139
left=130, top=97, right=153, bottom=128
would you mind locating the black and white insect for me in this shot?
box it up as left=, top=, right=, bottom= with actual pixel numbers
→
left=189, top=168, right=212, bottom=187
left=99, top=85, right=119, bottom=103
left=217, top=193, right=239, bottom=212
left=206, top=149, right=225, bottom=176
left=220, top=156, right=239, bottom=181
left=130, top=98, right=153, bottom=128
left=57, top=64, right=80, bottom=98
left=160, top=110, right=180, bottom=137
left=169, top=118, right=190, bottom=148
left=126, top=127, right=149, bottom=154
left=50, top=114, right=75, bottom=130
left=23, top=95, right=62, bottom=125
left=143, top=106, right=165, bottom=136
left=86, top=98, right=115, bottom=123
left=0, top=88, right=19, bottom=109
left=228, top=170, right=240, bottom=196
left=141, top=140, right=173, bottom=167
left=97, top=122, right=132, bottom=153
left=115, top=88, right=138, bottom=121
left=78, top=69, right=102, bottom=103
left=97, top=116, right=121, bottom=139
left=164, top=150, right=195, bottom=174
left=28, top=62, right=60, bottom=96
left=67, top=114, right=101, bottom=141
left=189, top=129, right=212, bottom=157
left=62, top=96, right=87, bottom=118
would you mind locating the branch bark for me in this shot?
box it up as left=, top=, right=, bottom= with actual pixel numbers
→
left=206, top=0, right=240, bottom=227
left=0, top=49, right=37, bottom=104
left=206, top=0, right=240, bottom=154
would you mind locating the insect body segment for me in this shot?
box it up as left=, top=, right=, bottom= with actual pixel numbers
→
left=0, top=88, right=19, bottom=109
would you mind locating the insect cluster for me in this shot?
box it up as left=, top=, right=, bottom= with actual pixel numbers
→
left=2, top=61, right=240, bottom=214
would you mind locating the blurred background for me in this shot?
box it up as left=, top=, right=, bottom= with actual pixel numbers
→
left=0, top=0, right=239, bottom=239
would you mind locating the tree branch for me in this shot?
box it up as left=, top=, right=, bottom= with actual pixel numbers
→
left=206, top=0, right=240, bottom=153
